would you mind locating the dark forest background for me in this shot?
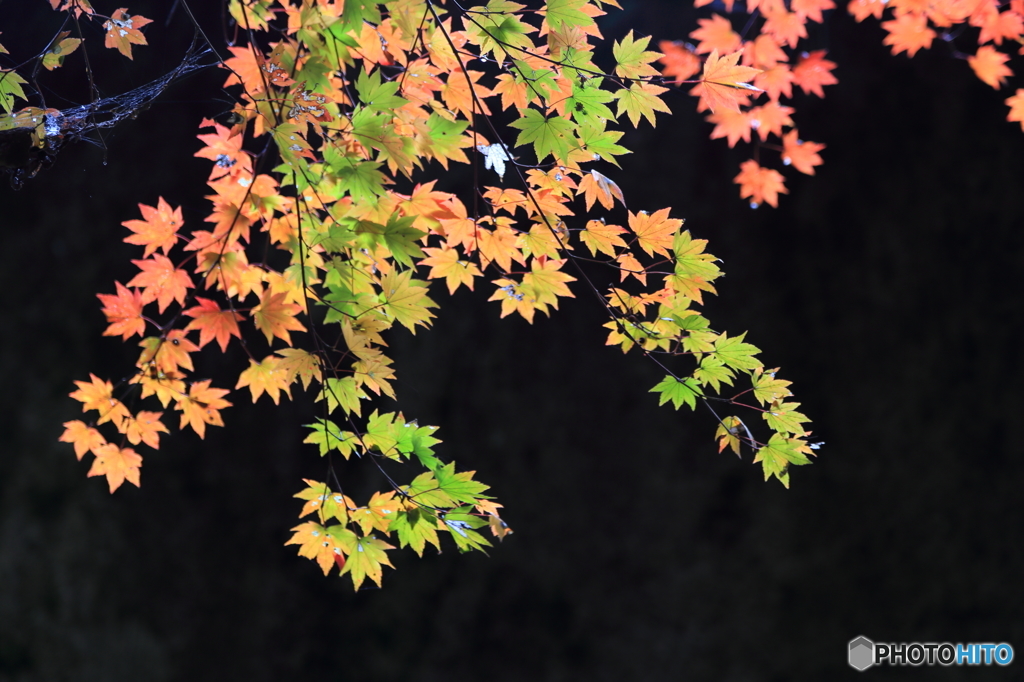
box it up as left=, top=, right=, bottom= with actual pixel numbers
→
left=2, top=1, right=1023, bottom=680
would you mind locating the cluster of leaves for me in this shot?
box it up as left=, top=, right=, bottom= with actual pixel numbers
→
left=848, top=0, right=1024, bottom=126
left=33, top=0, right=818, bottom=589
left=655, top=0, right=1024, bottom=208
left=654, top=0, right=837, bottom=207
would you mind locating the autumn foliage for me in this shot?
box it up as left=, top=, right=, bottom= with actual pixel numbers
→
left=0, top=0, right=838, bottom=590
left=656, top=0, right=1024, bottom=205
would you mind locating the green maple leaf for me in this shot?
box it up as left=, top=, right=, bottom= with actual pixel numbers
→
left=435, top=462, right=492, bottom=504
left=466, top=3, right=535, bottom=61
left=693, top=356, right=735, bottom=392
left=567, top=80, right=615, bottom=126
left=711, top=332, right=762, bottom=372
left=442, top=509, right=492, bottom=553
left=575, top=122, right=629, bottom=166
left=509, top=108, right=575, bottom=162
left=355, top=215, right=426, bottom=267
left=650, top=375, right=702, bottom=410
left=545, top=0, right=593, bottom=32
left=335, top=531, right=395, bottom=590
left=355, top=68, right=409, bottom=111
left=754, top=433, right=813, bottom=488
left=614, top=81, right=671, bottom=127
left=391, top=507, right=441, bottom=556
left=763, top=401, right=810, bottom=435
left=317, top=376, right=366, bottom=416
left=303, top=418, right=357, bottom=457
left=613, top=30, right=661, bottom=81
left=404, top=471, right=455, bottom=508
left=379, top=269, right=437, bottom=331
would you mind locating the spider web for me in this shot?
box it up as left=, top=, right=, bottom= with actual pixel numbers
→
left=1, top=36, right=215, bottom=188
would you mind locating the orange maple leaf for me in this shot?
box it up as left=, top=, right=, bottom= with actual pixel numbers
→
left=792, top=50, right=838, bottom=97
left=882, top=13, right=936, bottom=57
left=1006, top=88, right=1024, bottom=129
left=793, top=0, right=836, bottom=23
left=420, top=246, right=483, bottom=294
left=580, top=219, right=628, bottom=257
left=782, top=130, right=826, bottom=174
left=735, top=159, right=788, bottom=208
left=658, top=40, right=702, bottom=84
left=88, top=443, right=142, bottom=492
left=743, top=34, right=789, bottom=70
left=102, top=8, right=152, bottom=59
left=138, top=329, right=200, bottom=374
left=59, top=420, right=106, bottom=460
left=236, top=356, right=294, bottom=405
left=122, top=197, right=182, bottom=257
left=848, top=0, right=886, bottom=21
left=616, top=252, right=647, bottom=285
left=974, top=5, right=1024, bottom=45
left=175, top=380, right=232, bottom=439
left=97, top=281, right=146, bottom=340
left=692, top=49, right=763, bottom=114
left=761, top=10, right=808, bottom=49
left=577, top=170, right=626, bottom=211
left=285, top=521, right=340, bottom=575
left=184, top=297, right=244, bottom=351
left=127, top=254, right=194, bottom=313
left=969, top=45, right=1013, bottom=88
left=628, top=207, right=683, bottom=257
left=707, top=108, right=753, bottom=147
left=195, top=120, right=252, bottom=179
left=749, top=101, right=795, bottom=141
left=252, top=291, right=306, bottom=345
left=755, top=64, right=796, bottom=101
left=69, top=374, right=130, bottom=427
left=690, top=15, right=742, bottom=55
left=121, top=411, right=169, bottom=449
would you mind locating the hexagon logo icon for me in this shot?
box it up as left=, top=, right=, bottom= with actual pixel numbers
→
left=849, top=636, right=875, bottom=671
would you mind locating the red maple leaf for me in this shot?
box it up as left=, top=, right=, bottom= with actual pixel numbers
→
left=184, top=297, right=244, bottom=351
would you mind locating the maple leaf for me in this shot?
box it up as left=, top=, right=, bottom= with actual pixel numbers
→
left=195, top=120, right=252, bottom=180
left=122, top=197, right=182, bottom=257
left=650, top=375, right=702, bottom=410
left=793, top=0, right=836, bottom=23
left=882, top=13, right=936, bottom=57
left=276, top=348, right=322, bottom=390
left=392, top=507, right=442, bottom=556
left=615, top=81, right=672, bottom=127
left=59, top=420, right=106, bottom=460
left=510, top=108, right=575, bottom=162
left=781, top=130, right=826, bottom=175
left=120, top=411, right=169, bottom=449
left=335, top=533, right=395, bottom=590
left=138, top=329, right=200, bottom=375
left=848, top=0, right=886, bottom=21
left=577, top=170, right=626, bottom=211
left=734, top=159, right=788, bottom=208
left=754, top=433, right=813, bottom=487
left=295, top=481, right=353, bottom=524
left=693, top=49, right=763, bottom=114
left=975, top=6, right=1024, bottom=45
left=715, top=415, right=746, bottom=457
left=712, top=332, right=763, bottom=371
left=102, top=8, right=152, bottom=60
left=126, top=254, right=194, bottom=313
left=184, top=297, right=244, bottom=351
left=690, top=15, right=742, bottom=55
left=629, top=207, right=683, bottom=257
left=252, top=291, right=306, bottom=345
left=792, top=50, right=838, bottom=97
left=70, top=374, right=130, bottom=427
left=88, top=443, right=142, bottom=493
left=762, top=10, right=808, bottom=49
left=237, top=356, right=294, bottom=405
left=420, top=246, right=483, bottom=294
left=351, top=491, right=399, bottom=535
left=613, top=30, right=662, bottom=80
left=969, top=45, right=1013, bottom=89
left=752, top=367, right=793, bottom=405
left=0, top=68, right=28, bottom=114
left=707, top=108, right=753, bottom=147
left=522, top=257, right=576, bottom=309
left=488, top=277, right=540, bottom=322
left=658, top=40, right=702, bottom=84
left=97, top=282, right=146, bottom=340
left=616, top=252, right=647, bottom=285
left=175, top=380, right=232, bottom=439
left=755, top=64, right=796, bottom=102
left=580, top=219, right=628, bottom=256
left=379, top=269, right=438, bottom=331
left=285, top=521, right=341, bottom=576
left=749, top=101, right=795, bottom=141
left=1006, top=88, right=1024, bottom=129
left=743, top=34, right=789, bottom=70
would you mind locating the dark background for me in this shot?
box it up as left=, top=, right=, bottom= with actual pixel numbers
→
left=2, top=1, right=1022, bottom=680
